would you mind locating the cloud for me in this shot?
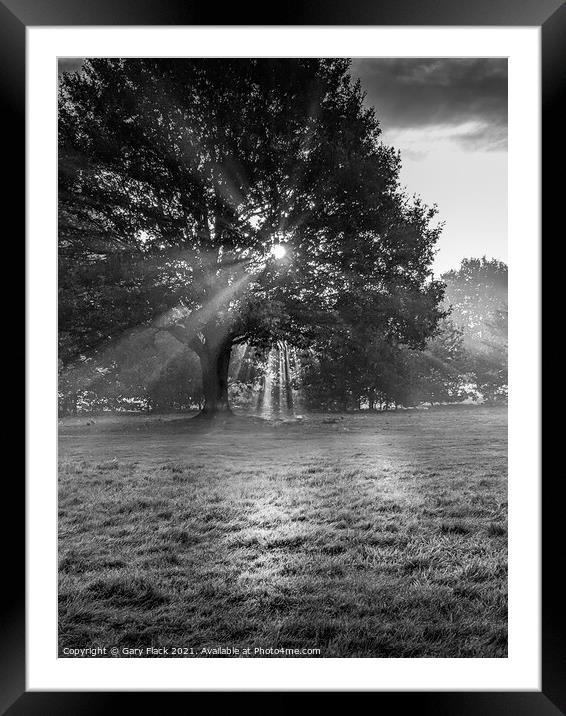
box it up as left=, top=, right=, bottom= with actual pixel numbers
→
left=351, top=58, right=507, bottom=151
left=387, top=121, right=508, bottom=158
left=58, top=58, right=84, bottom=75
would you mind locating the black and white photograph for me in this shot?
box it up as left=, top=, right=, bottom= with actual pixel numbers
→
left=57, top=57, right=509, bottom=659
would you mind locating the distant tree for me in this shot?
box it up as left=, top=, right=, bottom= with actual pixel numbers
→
left=441, top=257, right=507, bottom=348
left=470, top=305, right=508, bottom=403
left=410, top=319, right=470, bottom=405
left=302, top=347, right=359, bottom=411
left=59, top=59, right=444, bottom=416
left=302, top=313, right=471, bottom=411
left=441, top=258, right=508, bottom=402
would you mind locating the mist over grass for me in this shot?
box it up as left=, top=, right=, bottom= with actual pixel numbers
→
left=58, top=407, right=507, bottom=657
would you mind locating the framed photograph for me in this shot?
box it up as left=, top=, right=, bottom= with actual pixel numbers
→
left=8, top=0, right=557, bottom=709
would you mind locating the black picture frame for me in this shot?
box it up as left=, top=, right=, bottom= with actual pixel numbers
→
left=8, top=0, right=556, bottom=710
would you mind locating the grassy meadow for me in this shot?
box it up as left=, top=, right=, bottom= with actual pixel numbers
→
left=58, top=406, right=507, bottom=658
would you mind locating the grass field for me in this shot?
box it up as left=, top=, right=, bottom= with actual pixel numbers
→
left=58, top=406, right=507, bottom=658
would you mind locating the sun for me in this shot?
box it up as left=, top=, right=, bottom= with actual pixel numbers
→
left=270, top=244, right=287, bottom=259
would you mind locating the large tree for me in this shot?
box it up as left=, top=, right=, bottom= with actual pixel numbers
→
left=59, top=58, right=444, bottom=417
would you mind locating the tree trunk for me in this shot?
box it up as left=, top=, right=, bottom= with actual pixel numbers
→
left=368, top=389, right=376, bottom=411
left=282, top=342, right=294, bottom=411
left=198, top=341, right=233, bottom=418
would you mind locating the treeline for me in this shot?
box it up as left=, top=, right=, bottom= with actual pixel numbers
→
left=59, top=257, right=507, bottom=415
left=301, top=257, right=508, bottom=410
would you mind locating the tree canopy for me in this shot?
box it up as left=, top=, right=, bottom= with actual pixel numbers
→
left=59, top=58, right=445, bottom=415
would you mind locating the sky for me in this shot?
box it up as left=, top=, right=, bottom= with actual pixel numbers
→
left=59, top=58, right=508, bottom=275
left=351, top=59, right=508, bottom=275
